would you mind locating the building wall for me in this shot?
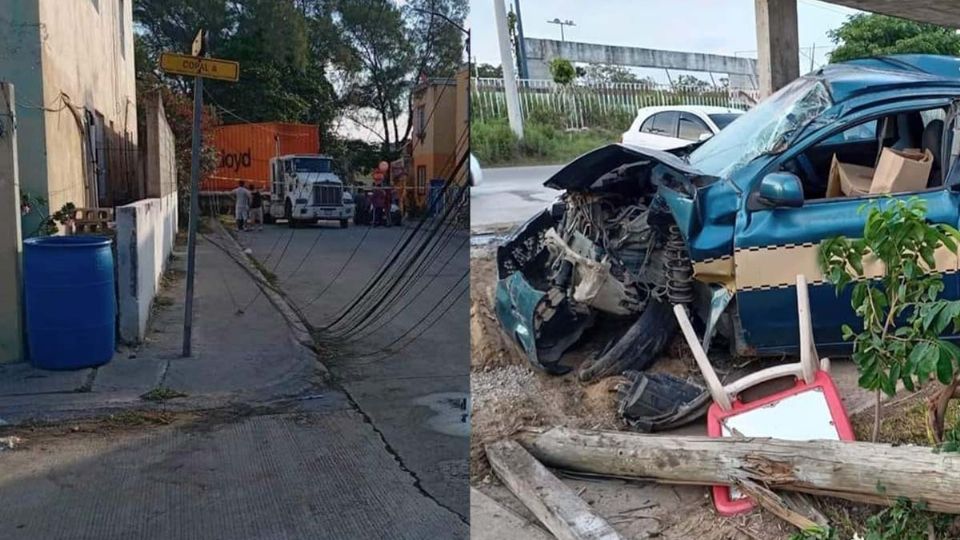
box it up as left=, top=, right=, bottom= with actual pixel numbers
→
left=38, top=0, right=137, bottom=210
left=143, top=92, right=177, bottom=199
left=0, top=0, right=48, bottom=236
left=115, top=192, right=177, bottom=344
left=412, top=81, right=458, bottom=207
left=454, top=69, right=469, bottom=186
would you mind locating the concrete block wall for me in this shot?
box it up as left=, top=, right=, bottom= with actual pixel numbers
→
left=116, top=192, right=178, bottom=344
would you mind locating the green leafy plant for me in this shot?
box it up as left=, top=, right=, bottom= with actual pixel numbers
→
left=549, top=58, right=576, bottom=85
left=20, top=193, right=76, bottom=236
left=819, top=198, right=960, bottom=442
left=788, top=526, right=835, bottom=540
left=863, top=498, right=953, bottom=540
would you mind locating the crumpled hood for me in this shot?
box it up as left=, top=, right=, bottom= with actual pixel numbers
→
left=544, top=143, right=716, bottom=193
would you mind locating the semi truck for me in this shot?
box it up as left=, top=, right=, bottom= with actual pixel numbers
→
left=264, top=154, right=354, bottom=228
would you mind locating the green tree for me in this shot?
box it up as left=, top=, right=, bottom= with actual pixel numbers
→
left=549, top=58, right=576, bottom=85
left=475, top=63, right=502, bottom=78
left=332, top=0, right=415, bottom=150
left=581, top=64, right=642, bottom=85
left=829, top=14, right=960, bottom=63
left=405, top=0, right=468, bottom=78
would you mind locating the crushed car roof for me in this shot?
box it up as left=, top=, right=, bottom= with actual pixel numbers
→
left=819, top=54, right=960, bottom=103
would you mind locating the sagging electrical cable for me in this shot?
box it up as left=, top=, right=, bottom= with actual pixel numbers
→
left=329, top=185, right=469, bottom=339
left=321, top=161, right=468, bottom=333
left=320, top=133, right=469, bottom=331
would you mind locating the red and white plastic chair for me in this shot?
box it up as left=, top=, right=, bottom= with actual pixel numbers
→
left=673, top=274, right=855, bottom=516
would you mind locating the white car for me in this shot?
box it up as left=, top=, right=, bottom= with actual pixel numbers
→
left=470, top=154, right=482, bottom=187
left=620, top=106, right=743, bottom=151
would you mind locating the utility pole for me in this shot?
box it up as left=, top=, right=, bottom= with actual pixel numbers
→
left=514, top=0, right=529, bottom=79
left=494, top=0, right=523, bottom=138
left=547, top=18, right=575, bottom=42
left=159, top=29, right=239, bottom=357
left=182, top=29, right=206, bottom=358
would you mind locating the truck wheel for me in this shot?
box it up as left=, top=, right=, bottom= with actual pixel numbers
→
left=340, top=219, right=349, bottom=229
left=264, top=213, right=275, bottom=225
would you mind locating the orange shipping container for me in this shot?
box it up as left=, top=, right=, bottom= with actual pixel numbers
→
left=202, top=122, right=321, bottom=192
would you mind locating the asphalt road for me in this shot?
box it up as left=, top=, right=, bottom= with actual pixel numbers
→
left=470, top=165, right=563, bottom=231
left=240, top=221, right=471, bottom=517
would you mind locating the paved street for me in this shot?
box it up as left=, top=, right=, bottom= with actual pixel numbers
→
left=470, top=165, right=563, bottom=231
left=236, top=221, right=471, bottom=518
left=0, top=223, right=470, bottom=539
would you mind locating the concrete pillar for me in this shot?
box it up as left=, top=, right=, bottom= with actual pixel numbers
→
left=755, top=0, right=799, bottom=98
left=0, top=82, right=24, bottom=363
left=494, top=0, right=524, bottom=138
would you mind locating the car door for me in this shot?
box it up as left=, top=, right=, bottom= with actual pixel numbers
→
left=632, top=111, right=682, bottom=150
left=678, top=112, right=713, bottom=143
left=733, top=127, right=960, bottom=355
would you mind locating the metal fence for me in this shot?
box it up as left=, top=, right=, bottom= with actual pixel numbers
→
left=472, top=78, right=761, bottom=130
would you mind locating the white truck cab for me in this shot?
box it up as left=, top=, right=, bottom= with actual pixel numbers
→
left=266, top=154, right=354, bottom=228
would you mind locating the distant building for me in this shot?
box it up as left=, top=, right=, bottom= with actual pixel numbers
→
left=405, top=69, right=469, bottom=212
left=0, top=0, right=138, bottom=232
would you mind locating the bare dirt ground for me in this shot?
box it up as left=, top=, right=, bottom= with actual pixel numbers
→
left=470, top=246, right=797, bottom=539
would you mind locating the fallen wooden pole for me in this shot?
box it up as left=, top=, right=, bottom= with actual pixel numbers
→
left=514, top=426, right=960, bottom=514
left=486, top=439, right=624, bottom=540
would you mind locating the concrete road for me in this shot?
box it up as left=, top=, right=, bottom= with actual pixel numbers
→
left=0, top=222, right=469, bottom=539
left=470, top=165, right=563, bottom=231
left=240, top=222, right=471, bottom=517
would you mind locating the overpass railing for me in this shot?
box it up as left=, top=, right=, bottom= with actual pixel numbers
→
left=472, top=77, right=761, bottom=130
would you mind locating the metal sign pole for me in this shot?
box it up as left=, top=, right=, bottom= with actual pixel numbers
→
left=181, top=72, right=204, bottom=357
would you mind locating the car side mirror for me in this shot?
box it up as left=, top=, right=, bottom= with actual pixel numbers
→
left=698, top=132, right=712, bottom=142
left=753, top=172, right=804, bottom=209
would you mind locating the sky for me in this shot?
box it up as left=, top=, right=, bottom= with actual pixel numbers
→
left=467, top=0, right=863, bottom=82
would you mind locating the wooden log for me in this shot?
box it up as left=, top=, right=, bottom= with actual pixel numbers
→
left=736, top=479, right=826, bottom=532
left=514, top=426, right=960, bottom=514
left=485, top=439, right=624, bottom=540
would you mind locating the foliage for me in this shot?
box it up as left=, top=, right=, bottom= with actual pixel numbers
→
left=820, top=198, right=960, bottom=441
left=579, top=64, right=652, bottom=85
left=862, top=498, right=953, bottom=540
left=404, top=0, right=468, bottom=78
left=672, top=74, right=711, bottom=90
left=20, top=193, right=77, bottom=236
left=549, top=58, right=576, bottom=85
left=471, top=119, right=617, bottom=167
left=937, top=422, right=960, bottom=453
left=475, top=63, right=503, bottom=78
left=829, top=14, right=960, bottom=63
left=788, top=526, right=835, bottom=540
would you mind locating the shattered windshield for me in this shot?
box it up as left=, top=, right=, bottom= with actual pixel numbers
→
left=687, top=77, right=832, bottom=178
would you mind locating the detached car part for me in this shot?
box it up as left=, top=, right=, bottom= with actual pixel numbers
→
left=616, top=371, right=710, bottom=433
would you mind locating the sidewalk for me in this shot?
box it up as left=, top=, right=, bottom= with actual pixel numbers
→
left=0, top=229, right=319, bottom=425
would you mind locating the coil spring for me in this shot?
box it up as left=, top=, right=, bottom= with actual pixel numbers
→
left=664, top=225, right=694, bottom=304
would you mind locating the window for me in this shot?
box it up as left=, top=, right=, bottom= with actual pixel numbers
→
left=292, top=158, right=332, bottom=173
left=708, top=113, right=741, bottom=130
left=823, top=120, right=877, bottom=145
left=678, top=113, right=712, bottom=141
left=415, top=106, right=426, bottom=137
left=640, top=111, right=679, bottom=137
left=417, top=165, right=427, bottom=194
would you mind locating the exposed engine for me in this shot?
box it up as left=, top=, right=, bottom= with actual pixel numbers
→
left=542, top=190, right=692, bottom=319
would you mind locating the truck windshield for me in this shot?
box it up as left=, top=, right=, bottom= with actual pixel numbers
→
left=687, top=77, right=832, bottom=178
left=292, top=158, right=332, bottom=173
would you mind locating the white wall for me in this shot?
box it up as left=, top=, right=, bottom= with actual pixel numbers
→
left=116, top=192, right=177, bottom=344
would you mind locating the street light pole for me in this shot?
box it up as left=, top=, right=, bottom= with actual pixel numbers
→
left=546, top=18, right=575, bottom=42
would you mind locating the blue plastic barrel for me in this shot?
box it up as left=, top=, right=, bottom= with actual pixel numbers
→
left=23, top=235, right=115, bottom=369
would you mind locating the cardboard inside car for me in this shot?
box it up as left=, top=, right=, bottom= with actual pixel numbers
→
left=826, top=147, right=933, bottom=198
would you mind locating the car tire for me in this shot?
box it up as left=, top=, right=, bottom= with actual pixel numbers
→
left=263, top=212, right=275, bottom=225
left=285, top=201, right=297, bottom=228
left=577, top=299, right=677, bottom=383
left=340, top=219, right=348, bottom=229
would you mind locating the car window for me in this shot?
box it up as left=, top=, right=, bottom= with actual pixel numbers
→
left=822, top=120, right=877, bottom=145
left=641, top=111, right=679, bottom=137
left=679, top=113, right=712, bottom=141
left=708, top=113, right=741, bottom=130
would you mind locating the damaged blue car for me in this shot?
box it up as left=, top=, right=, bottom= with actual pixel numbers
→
left=495, top=54, right=960, bottom=381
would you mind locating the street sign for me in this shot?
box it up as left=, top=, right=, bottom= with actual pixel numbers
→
left=191, top=29, right=207, bottom=57
left=160, top=52, right=239, bottom=82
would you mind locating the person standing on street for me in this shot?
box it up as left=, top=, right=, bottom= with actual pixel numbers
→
left=371, top=186, right=386, bottom=227
left=249, top=187, right=264, bottom=231
left=232, top=181, right=252, bottom=232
